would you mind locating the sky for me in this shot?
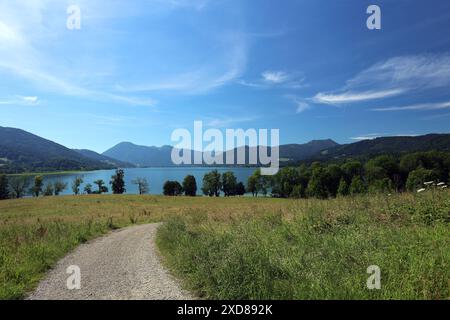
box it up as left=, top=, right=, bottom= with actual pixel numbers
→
left=1, top=0, right=450, bottom=153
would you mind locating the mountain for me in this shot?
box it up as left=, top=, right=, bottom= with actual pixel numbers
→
left=0, top=127, right=116, bottom=174
left=280, top=139, right=339, bottom=162
left=73, top=149, right=135, bottom=168
left=102, top=139, right=339, bottom=167
left=315, top=134, right=450, bottom=161
left=103, top=142, right=174, bottom=167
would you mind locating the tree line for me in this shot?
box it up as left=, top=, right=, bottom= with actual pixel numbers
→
left=1, top=151, right=448, bottom=200
left=0, top=169, right=136, bottom=199
left=258, top=151, right=450, bottom=199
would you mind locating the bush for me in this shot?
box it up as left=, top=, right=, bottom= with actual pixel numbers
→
left=163, top=181, right=183, bottom=196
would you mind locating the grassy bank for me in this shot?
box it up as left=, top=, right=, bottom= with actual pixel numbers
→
left=156, top=191, right=450, bottom=299
left=0, top=195, right=288, bottom=299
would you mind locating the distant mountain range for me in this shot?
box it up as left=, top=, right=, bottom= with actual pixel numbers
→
left=1, top=125, right=450, bottom=173
left=102, top=139, right=339, bottom=167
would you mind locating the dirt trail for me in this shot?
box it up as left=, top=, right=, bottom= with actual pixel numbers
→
left=28, top=223, right=193, bottom=300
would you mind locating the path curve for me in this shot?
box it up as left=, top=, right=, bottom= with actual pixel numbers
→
left=28, top=223, right=193, bottom=300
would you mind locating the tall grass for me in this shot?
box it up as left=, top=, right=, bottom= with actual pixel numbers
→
left=1, top=192, right=448, bottom=300
left=0, top=194, right=288, bottom=299
left=156, top=191, right=450, bottom=299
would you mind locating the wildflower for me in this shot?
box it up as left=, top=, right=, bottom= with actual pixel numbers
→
left=417, top=188, right=426, bottom=193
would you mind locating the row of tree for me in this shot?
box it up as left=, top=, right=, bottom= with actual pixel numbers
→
left=162, top=172, right=246, bottom=197
left=252, top=151, right=450, bottom=199
left=0, top=169, right=134, bottom=199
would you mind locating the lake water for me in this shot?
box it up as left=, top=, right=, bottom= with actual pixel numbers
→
left=41, top=167, right=257, bottom=195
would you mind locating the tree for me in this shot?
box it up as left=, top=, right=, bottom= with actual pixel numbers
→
left=71, top=176, right=84, bottom=195
left=84, top=183, right=93, bottom=195
left=163, top=181, right=183, bottom=196
left=406, top=167, right=436, bottom=191
left=259, top=175, right=271, bottom=197
left=247, top=175, right=259, bottom=197
left=202, top=170, right=222, bottom=197
left=0, top=174, right=9, bottom=200
left=290, top=185, right=304, bottom=198
left=43, top=183, right=54, bottom=196
left=306, top=167, right=328, bottom=199
left=337, top=178, right=349, bottom=196
left=222, top=171, right=237, bottom=197
left=341, top=161, right=363, bottom=183
left=271, top=167, right=300, bottom=198
left=30, top=175, right=44, bottom=197
left=182, top=175, right=197, bottom=197
left=110, top=169, right=126, bottom=194
left=365, top=155, right=400, bottom=190
left=324, top=164, right=342, bottom=197
left=93, top=180, right=108, bottom=194
left=54, top=181, right=68, bottom=196
left=369, top=178, right=393, bottom=194
left=235, top=182, right=246, bottom=196
left=349, top=176, right=366, bottom=195
left=9, top=177, right=29, bottom=199
left=132, top=178, right=149, bottom=195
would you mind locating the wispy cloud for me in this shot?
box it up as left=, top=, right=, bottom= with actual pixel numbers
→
left=0, top=1, right=156, bottom=106
left=0, top=95, right=40, bottom=106
left=285, top=95, right=310, bottom=113
left=350, top=133, right=382, bottom=141
left=372, top=101, right=450, bottom=112
left=204, top=116, right=259, bottom=128
left=239, top=71, right=306, bottom=90
left=117, top=33, right=247, bottom=95
left=350, top=133, right=419, bottom=140
left=314, top=89, right=405, bottom=104
left=313, top=54, right=450, bottom=105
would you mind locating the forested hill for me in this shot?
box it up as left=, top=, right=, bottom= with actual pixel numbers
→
left=0, top=127, right=115, bottom=173
left=315, top=134, right=450, bottom=162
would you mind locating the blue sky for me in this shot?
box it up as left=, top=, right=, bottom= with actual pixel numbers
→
left=1, top=0, right=450, bottom=153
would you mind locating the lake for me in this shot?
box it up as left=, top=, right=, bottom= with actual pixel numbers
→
left=40, top=167, right=257, bottom=195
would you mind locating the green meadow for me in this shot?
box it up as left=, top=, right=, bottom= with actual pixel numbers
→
left=0, top=191, right=449, bottom=300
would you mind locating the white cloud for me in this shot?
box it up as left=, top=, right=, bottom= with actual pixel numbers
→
left=262, top=71, right=289, bottom=84
left=350, top=133, right=382, bottom=141
left=22, top=96, right=39, bottom=104
left=0, top=95, right=40, bottom=106
left=350, top=133, right=418, bottom=140
left=372, top=101, right=450, bottom=112
left=313, top=89, right=405, bottom=104
left=239, top=71, right=306, bottom=90
left=313, top=54, right=450, bottom=105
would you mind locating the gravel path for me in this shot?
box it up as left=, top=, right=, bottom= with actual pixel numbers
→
left=28, top=223, right=193, bottom=300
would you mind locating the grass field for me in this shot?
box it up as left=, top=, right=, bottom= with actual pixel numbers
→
left=0, top=192, right=448, bottom=299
